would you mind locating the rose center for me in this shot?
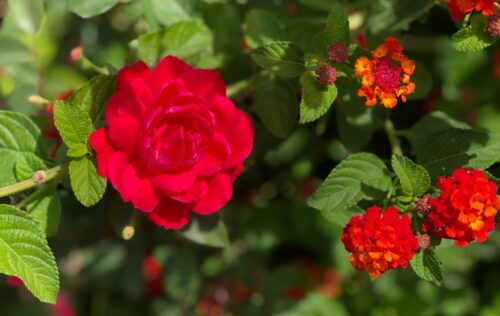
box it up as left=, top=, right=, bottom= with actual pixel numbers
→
left=373, top=58, right=402, bottom=93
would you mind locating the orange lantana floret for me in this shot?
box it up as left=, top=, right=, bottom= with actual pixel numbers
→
left=354, top=37, right=415, bottom=108
left=341, top=206, right=418, bottom=278
left=444, top=0, right=497, bottom=20
left=423, top=168, right=500, bottom=247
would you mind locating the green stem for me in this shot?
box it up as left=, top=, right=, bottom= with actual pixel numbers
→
left=81, top=57, right=109, bottom=75
left=462, top=13, right=471, bottom=28
left=226, top=72, right=266, bottom=99
left=384, top=119, right=403, bottom=156
left=0, top=165, right=68, bottom=198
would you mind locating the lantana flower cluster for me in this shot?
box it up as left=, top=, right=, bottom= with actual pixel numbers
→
left=354, top=37, right=415, bottom=108
left=342, top=168, right=500, bottom=278
left=444, top=0, right=497, bottom=20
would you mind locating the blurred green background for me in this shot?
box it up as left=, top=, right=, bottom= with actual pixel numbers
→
left=1, top=0, right=500, bottom=315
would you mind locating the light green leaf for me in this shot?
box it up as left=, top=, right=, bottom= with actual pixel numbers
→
left=0, top=111, right=47, bottom=186
left=68, top=75, right=115, bottom=122
left=69, top=156, right=107, bottom=207
left=277, top=293, right=349, bottom=316
left=416, top=129, right=500, bottom=179
left=410, top=249, right=442, bottom=286
left=53, top=101, right=93, bottom=158
left=251, top=41, right=305, bottom=78
left=452, top=15, right=497, bottom=52
left=162, top=19, right=214, bottom=60
left=150, top=0, right=197, bottom=26
left=391, top=155, right=430, bottom=198
left=299, top=71, right=338, bottom=124
left=255, top=78, right=298, bottom=138
left=137, top=31, right=163, bottom=66
left=15, top=153, right=48, bottom=181
left=0, top=35, right=32, bottom=66
left=1, top=0, right=44, bottom=35
left=0, top=204, right=59, bottom=303
left=68, top=0, right=130, bottom=18
left=313, top=4, right=349, bottom=54
left=179, top=214, right=229, bottom=248
left=26, top=186, right=61, bottom=237
left=307, top=153, right=392, bottom=213
left=243, top=9, right=285, bottom=49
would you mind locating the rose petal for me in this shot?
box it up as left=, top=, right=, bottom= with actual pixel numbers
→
left=223, top=110, right=254, bottom=169
left=89, top=128, right=114, bottom=178
left=151, top=169, right=196, bottom=194
left=192, top=173, right=233, bottom=215
left=107, top=151, right=131, bottom=202
left=196, top=133, right=231, bottom=176
left=149, top=56, right=192, bottom=93
left=107, top=100, right=140, bottom=154
left=170, top=181, right=209, bottom=204
left=148, top=198, right=190, bottom=230
left=208, top=96, right=238, bottom=135
left=116, top=60, right=151, bottom=91
left=122, top=161, right=161, bottom=212
left=181, top=69, right=226, bottom=97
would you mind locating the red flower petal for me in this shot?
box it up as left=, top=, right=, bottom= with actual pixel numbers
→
left=116, top=60, right=151, bottom=91
left=149, top=198, right=190, bottom=229
left=192, top=173, right=233, bottom=215
left=149, top=56, right=192, bottom=92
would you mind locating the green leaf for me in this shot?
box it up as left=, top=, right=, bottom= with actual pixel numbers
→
left=452, top=15, right=497, bottom=52
left=243, top=9, right=285, bottom=49
left=164, top=247, right=201, bottom=303
left=403, top=111, right=470, bottom=149
left=0, top=35, right=32, bottom=66
left=68, top=0, right=130, bottom=18
left=1, top=0, right=44, bottom=35
left=137, top=31, right=163, bottom=66
left=69, top=156, right=107, bottom=207
left=307, top=153, right=392, bottom=213
left=0, top=111, right=47, bottom=186
left=150, top=0, right=197, bottom=26
left=162, top=19, right=214, bottom=61
left=313, top=4, right=349, bottom=54
left=391, top=155, right=430, bottom=198
left=15, top=153, right=48, bottom=181
left=67, top=75, right=115, bottom=122
left=255, top=78, right=298, bottom=138
left=179, top=214, right=229, bottom=248
left=26, top=186, right=62, bottom=237
left=366, top=0, right=431, bottom=34
left=416, top=129, right=500, bottom=179
left=322, top=205, right=363, bottom=227
left=53, top=101, right=93, bottom=158
left=277, top=293, right=349, bottom=316
left=0, top=204, right=59, bottom=303
left=407, top=62, right=433, bottom=100
left=251, top=41, right=305, bottom=78
left=410, top=249, right=442, bottom=286
left=299, top=71, right=338, bottom=124
left=299, top=0, right=338, bottom=11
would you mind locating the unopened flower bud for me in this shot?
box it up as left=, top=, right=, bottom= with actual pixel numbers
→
left=32, top=170, right=47, bottom=184
left=316, top=64, right=337, bottom=87
left=122, top=225, right=135, bottom=240
left=70, top=46, right=83, bottom=62
left=416, top=233, right=431, bottom=249
left=486, top=15, right=500, bottom=38
left=27, top=95, right=50, bottom=105
left=416, top=194, right=431, bottom=213
left=327, top=41, right=348, bottom=63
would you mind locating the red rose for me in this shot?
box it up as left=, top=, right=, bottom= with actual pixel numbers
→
left=90, top=56, right=254, bottom=229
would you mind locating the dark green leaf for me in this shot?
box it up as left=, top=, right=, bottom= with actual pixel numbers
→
left=26, top=186, right=62, bottom=237
left=164, top=247, right=201, bottom=303
left=255, top=78, right=298, bottom=138
left=243, top=9, right=285, bottom=49
left=307, top=153, right=392, bottom=213
left=69, top=156, right=107, bottom=207
left=410, top=248, right=442, bottom=286
left=313, top=4, right=349, bottom=54
left=251, top=41, right=305, bottom=78
left=366, top=0, right=431, bottom=34
left=299, top=71, right=338, bottom=124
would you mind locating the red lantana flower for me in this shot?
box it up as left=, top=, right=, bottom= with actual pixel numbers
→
left=423, top=168, right=500, bottom=246
left=90, top=56, right=254, bottom=230
left=354, top=37, right=415, bottom=108
left=341, top=206, right=418, bottom=278
left=444, top=0, right=497, bottom=20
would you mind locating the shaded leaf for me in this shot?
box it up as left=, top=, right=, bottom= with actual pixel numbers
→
left=179, top=214, right=229, bottom=248
left=26, top=186, right=61, bottom=237
left=251, top=41, right=305, bottom=78
left=243, top=9, right=285, bottom=49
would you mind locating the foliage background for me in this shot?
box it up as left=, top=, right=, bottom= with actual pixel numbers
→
left=0, top=0, right=500, bottom=315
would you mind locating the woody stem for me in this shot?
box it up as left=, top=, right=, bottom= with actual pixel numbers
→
left=0, top=165, right=68, bottom=198
left=384, top=119, right=403, bottom=156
